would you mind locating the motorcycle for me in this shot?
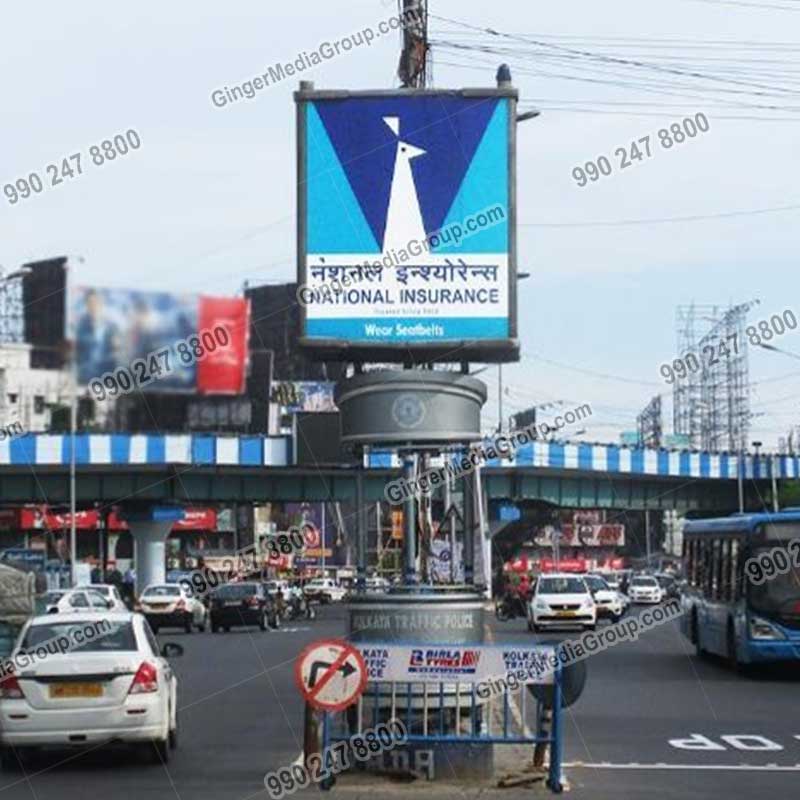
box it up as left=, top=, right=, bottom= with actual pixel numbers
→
left=284, top=593, right=316, bottom=621
left=495, top=592, right=528, bottom=622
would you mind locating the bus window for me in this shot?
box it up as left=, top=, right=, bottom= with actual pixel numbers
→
left=730, top=539, right=740, bottom=600
left=720, top=540, right=732, bottom=602
left=712, top=539, right=722, bottom=600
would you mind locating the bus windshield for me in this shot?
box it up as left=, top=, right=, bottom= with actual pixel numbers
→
left=748, top=546, right=800, bottom=624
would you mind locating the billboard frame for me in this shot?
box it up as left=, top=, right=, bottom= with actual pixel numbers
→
left=294, top=84, right=519, bottom=364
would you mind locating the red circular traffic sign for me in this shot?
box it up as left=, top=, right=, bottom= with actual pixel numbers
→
left=294, top=638, right=367, bottom=712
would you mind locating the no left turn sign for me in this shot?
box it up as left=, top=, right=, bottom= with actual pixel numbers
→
left=294, top=638, right=368, bottom=711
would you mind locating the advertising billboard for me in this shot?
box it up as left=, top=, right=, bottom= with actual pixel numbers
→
left=296, top=87, right=518, bottom=363
left=71, top=288, right=249, bottom=394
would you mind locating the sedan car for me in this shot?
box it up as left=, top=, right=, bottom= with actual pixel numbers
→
left=302, top=578, right=346, bottom=603
left=78, top=584, right=127, bottom=612
left=209, top=582, right=279, bottom=632
left=0, top=612, right=182, bottom=767
left=528, top=574, right=596, bottom=632
left=44, top=589, right=113, bottom=615
left=136, top=584, right=207, bottom=633
left=628, top=575, right=664, bottom=604
left=584, top=574, right=625, bottom=622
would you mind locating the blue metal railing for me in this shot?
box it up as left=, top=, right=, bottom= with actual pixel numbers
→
left=319, top=662, right=564, bottom=793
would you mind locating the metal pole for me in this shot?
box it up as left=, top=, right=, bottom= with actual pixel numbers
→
left=321, top=502, right=326, bottom=577
left=402, top=454, right=417, bottom=585
left=356, top=474, right=366, bottom=592
left=463, top=464, right=474, bottom=585
left=69, top=334, right=78, bottom=587
left=498, top=365, right=503, bottom=432
left=375, top=502, right=382, bottom=574
left=738, top=448, right=745, bottom=513
left=771, top=453, right=780, bottom=513
left=644, top=509, right=651, bottom=569
left=443, top=467, right=455, bottom=584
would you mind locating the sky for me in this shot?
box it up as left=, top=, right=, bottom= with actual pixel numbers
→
left=2, top=0, right=799, bottom=448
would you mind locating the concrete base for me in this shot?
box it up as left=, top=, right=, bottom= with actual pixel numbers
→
left=362, top=741, right=494, bottom=782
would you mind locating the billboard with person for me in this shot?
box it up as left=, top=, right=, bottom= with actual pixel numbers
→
left=70, top=287, right=249, bottom=394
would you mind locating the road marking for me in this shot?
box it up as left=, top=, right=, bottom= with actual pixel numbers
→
left=565, top=761, right=800, bottom=772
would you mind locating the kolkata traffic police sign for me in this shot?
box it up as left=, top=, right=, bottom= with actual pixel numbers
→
left=295, top=638, right=368, bottom=711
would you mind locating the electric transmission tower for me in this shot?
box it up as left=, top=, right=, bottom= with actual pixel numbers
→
left=673, top=302, right=756, bottom=451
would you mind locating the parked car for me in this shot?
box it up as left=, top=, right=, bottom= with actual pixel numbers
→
left=628, top=575, right=664, bottom=604
left=209, top=583, right=279, bottom=632
left=0, top=612, right=183, bottom=767
left=528, top=573, right=596, bottom=632
left=654, top=573, right=680, bottom=600
left=365, top=576, right=391, bottom=593
left=44, top=589, right=113, bottom=615
left=584, top=574, right=625, bottom=622
left=136, top=584, right=207, bottom=633
left=262, top=580, right=290, bottom=597
left=604, top=573, right=621, bottom=591
left=78, top=584, right=127, bottom=612
left=302, top=578, right=346, bottom=604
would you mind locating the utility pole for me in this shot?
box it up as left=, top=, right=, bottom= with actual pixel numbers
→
left=398, top=0, right=429, bottom=88
left=498, top=365, right=503, bottom=432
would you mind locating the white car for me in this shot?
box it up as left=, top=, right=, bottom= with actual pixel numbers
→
left=584, top=574, right=625, bottom=622
left=303, top=578, right=346, bottom=603
left=0, top=612, right=182, bottom=767
left=628, top=575, right=664, bottom=604
left=365, top=576, right=391, bottom=593
left=528, top=574, right=597, bottom=632
left=44, top=589, right=114, bottom=615
left=136, top=584, right=207, bottom=633
left=78, top=584, right=127, bottom=612
left=263, top=580, right=291, bottom=597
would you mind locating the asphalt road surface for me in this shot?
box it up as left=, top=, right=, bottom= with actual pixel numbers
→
left=1, top=605, right=798, bottom=800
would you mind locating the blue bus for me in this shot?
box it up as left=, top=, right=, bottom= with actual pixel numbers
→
left=680, top=509, right=800, bottom=669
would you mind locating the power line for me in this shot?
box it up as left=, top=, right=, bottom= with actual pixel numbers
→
left=519, top=203, right=800, bottom=228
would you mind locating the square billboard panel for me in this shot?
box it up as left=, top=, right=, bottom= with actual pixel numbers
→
left=296, top=88, right=518, bottom=363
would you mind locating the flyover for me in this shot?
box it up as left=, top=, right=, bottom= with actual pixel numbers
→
left=0, top=433, right=793, bottom=512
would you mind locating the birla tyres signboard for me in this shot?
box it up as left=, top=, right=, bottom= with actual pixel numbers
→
left=295, top=87, right=518, bottom=363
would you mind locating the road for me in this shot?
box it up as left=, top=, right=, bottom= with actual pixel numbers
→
left=1, top=604, right=798, bottom=800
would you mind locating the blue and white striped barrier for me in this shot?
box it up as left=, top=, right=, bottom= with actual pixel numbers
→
left=364, top=441, right=800, bottom=481
left=0, top=434, right=291, bottom=467
left=0, top=434, right=797, bottom=481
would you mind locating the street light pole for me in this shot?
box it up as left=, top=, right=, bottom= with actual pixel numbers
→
left=66, top=257, right=78, bottom=586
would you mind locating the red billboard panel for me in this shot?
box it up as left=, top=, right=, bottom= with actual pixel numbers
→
left=197, top=296, right=249, bottom=395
